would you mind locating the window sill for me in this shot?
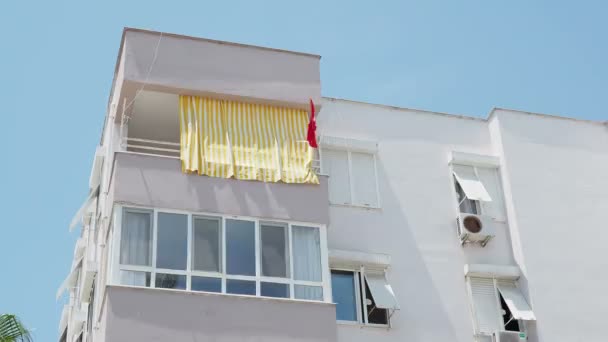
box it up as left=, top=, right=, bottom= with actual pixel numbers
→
left=336, top=320, right=390, bottom=329
left=330, top=203, right=382, bottom=211
left=108, top=284, right=333, bottom=306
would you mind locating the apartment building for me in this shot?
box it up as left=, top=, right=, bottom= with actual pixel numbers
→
left=56, top=28, right=608, bottom=342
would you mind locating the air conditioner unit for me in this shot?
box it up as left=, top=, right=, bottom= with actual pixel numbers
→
left=456, top=212, right=495, bottom=247
left=493, top=331, right=527, bottom=342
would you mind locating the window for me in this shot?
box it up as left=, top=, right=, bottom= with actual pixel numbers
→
left=330, top=269, right=398, bottom=326
left=452, top=164, right=505, bottom=220
left=331, top=271, right=358, bottom=321
left=468, top=278, right=535, bottom=335
left=117, top=207, right=327, bottom=302
left=322, top=149, right=379, bottom=208
left=192, top=216, right=221, bottom=273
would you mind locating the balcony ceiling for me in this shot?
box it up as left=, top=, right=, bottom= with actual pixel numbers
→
left=130, top=90, right=179, bottom=143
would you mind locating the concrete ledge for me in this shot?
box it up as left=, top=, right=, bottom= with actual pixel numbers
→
left=103, top=285, right=337, bottom=342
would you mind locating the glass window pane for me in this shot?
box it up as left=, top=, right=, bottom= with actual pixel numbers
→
left=363, top=278, right=388, bottom=324
left=155, top=273, right=187, bottom=290
left=351, top=152, right=378, bottom=207
left=292, top=226, right=322, bottom=282
left=191, top=276, right=222, bottom=293
left=261, top=224, right=289, bottom=278
left=226, top=279, right=256, bottom=295
left=323, top=149, right=351, bottom=204
left=120, top=210, right=152, bottom=266
left=193, top=217, right=221, bottom=272
left=455, top=178, right=479, bottom=215
left=295, top=285, right=323, bottom=301
left=261, top=282, right=289, bottom=298
left=119, top=270, right=151, bottom=287
left=331, top=271, right=357, bottom=321
left=477, top=167, right=506, bottom=221
left=156, top=213, right=188, bottom=270
left=226, top=219, right=255, bottom=276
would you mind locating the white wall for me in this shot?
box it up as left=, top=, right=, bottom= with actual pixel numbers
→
left=318, top=99, right=514, bottom=342
left=319, top=99, right=608, bottom=342
left=491, top=110, right=608, bottom=342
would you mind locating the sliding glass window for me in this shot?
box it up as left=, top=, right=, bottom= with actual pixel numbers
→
left=116, top=207, right=327, bottom=302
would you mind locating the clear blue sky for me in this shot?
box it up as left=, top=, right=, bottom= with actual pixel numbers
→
left=0, top=0, right=606, bottom=340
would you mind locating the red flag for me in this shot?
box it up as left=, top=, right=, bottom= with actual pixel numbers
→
left=307, top=99, right=318, bottom=148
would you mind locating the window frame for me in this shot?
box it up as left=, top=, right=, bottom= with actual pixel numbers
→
left=465, top=277, right=527, bottom=337
left=112, top=205, right=330, bottom=302
left=320, top=148, right=381, bottom=209
left=330, top=267, right=391, bottom=328
left=450, top=163, right=506, bottom=222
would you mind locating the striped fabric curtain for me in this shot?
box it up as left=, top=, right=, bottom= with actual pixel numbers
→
left=179, top=95, right=319, bottom=184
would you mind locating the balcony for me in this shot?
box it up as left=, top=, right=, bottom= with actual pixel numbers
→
left=111, top=151, right=328, bottom=225
left=108, top=89, right=328, bottom=225
left=102, top=285, right=336, bottom=342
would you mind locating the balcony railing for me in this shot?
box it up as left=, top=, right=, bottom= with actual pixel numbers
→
left=123, top=137, right=321, bottom=174
left=124, top=137, right=180, bottom=157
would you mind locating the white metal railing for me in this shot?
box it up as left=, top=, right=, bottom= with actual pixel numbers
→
left=124, top=137, right=180, bottom=157
left=312, top=149, right=321, bottom=174
left=123, top=137, right=322, bottom=175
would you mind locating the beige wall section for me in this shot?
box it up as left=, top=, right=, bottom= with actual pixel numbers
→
left=103, top=286, right=337, bottom=342
left=111, top=152, right=330, bottom=224
left=121, top=29, right=321, bottom=110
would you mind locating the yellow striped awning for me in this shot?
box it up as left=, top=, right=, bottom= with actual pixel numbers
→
left=179, top=96, right=319, bottom=184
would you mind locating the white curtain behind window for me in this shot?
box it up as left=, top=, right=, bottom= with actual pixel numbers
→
left=292, top=226, right=322, bottom=282
left=119, top=270, right=149, bottom=287
left=120, top=211, right=152, bottom=266
left=295, top=285, right=323, bottom=301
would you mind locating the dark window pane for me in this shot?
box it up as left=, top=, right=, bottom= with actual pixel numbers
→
left=156, top=213, right=188, bottom=270
left=193, top=217, right=221, bottom=272
left=155, top=273, right=187, bottom=290
left=226, top=279, right=256, bottom=295
left=261, top=224, right=289, bottom=278
left=500, top=293, right=520, bottom=332
left=331, top=271, right=357, bottom=321
left=120, top=210, right=152, bottom=266
left=191, top=276, right=222, bottom=293
left=226, top=219, right=255, bottom=276
left=261, top=282, right=289, bottom=298
left=364, top=279, right=388, bottom=325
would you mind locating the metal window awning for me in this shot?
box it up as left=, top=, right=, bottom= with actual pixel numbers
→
left=56, top=256, right=84, bottom=300
left=69, top=185, right=100, bottom=231
left=452, top=164, right=492, bottom=202
left=497, top=283, right=536, bottom=321
left=364, top=273, right=400, bottom=311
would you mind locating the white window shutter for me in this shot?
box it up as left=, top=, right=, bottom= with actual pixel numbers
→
left=452, top=165, right=492, bottom=202
left=470, top=277, right=500, bottom=334
left=322, top=149, right=351, bottom=205
left=497, top=281, right=536, bottom=321
left=476, top=167, right=506, bottom=221
left=350, top=152, right=378, bottom=207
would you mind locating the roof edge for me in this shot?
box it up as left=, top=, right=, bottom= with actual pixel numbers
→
left=322, top=96, right=486, bottom=122
left=323, top=97, right=607, bottom=126
left=123, top=27, right=321, bottom=59
left=488, top=107, right=606, bottom=126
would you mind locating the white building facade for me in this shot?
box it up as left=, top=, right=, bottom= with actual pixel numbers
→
left=57, top=28, right=608, bottom=342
